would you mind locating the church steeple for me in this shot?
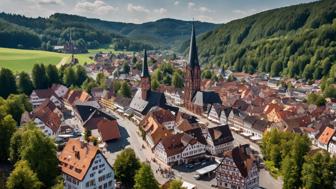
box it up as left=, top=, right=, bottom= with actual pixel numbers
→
left=184, top=22, right=201, bottom=114
left=141, top=49, right=150, bottom=78
left=140, top=49, right=151, bottom=100
left=188, top=22, right=199, bottom=68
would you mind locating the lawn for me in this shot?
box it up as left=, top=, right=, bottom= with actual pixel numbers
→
left=0, top=47, right=130, bottom=73
left=0, top=48, right=70, bottom=73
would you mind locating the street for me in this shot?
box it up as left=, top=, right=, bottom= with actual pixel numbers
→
left=103, top=108, right=282, bottom=189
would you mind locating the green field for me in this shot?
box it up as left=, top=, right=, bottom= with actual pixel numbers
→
left=0, top=47, right=129, bottom=73
left=0, top=48, right=69, bottom=73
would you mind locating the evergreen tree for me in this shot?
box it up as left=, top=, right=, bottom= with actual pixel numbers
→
left=0, top=68, right=17, bottom=98
left=134, top=163, right=159, bottom=189
left=46, top=64, right=60, bottom=86
left=18, top=72, right=34, bottom=95
left=172, top=72, right=183, bottom=88
left=32, top=64, right=48, bottom=89
left=118, top=82, right=131, bottom=98
left=63, top=67, right=76, bottom=87
left=75, top=65, right=88, bottom=86
left=6, top=160, right=42, bottom=189
left=151, top=79, right=160, bottom=90
left=113, top=148, right=140, bottom=188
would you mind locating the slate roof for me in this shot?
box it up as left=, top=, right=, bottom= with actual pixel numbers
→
left=186, top=127, right=207, bottom=145
left=114, top=96, right=132, bottom=108
left=192, top=91, right=222, bottom=106
left=129, top=89, right=168, bottom=115
left=75, top=102, right=117, bottom=123
left=208, top=125, right=234, bottom=146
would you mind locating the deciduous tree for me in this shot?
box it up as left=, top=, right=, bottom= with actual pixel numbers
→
left=134, top=163, right=159, bottom=189
left=113, top=148, right=140, bottom=188
left=0, top=114, right=16, bottom=161
left=6, top=160, right=42, bottom=189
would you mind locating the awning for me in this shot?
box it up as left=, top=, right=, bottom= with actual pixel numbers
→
left=250, top=135, right=262, bottom=141
left=241, top=132, right=252, bottom=137
left=196, top=164, right=218, bottom=175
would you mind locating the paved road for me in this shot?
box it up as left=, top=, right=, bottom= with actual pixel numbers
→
left=104, top=109, right=282, bottom=189
left=104, top=112, right=217, bottom=188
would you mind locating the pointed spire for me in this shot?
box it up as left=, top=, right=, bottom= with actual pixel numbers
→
left=188, top=22, right=199, bottom=68
left=141, top=49, right=150, bottom=78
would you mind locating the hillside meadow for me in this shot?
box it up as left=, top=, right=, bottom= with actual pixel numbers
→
left=0, top=48, right=126, bottom=73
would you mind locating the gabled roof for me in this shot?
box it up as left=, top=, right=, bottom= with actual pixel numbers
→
left=113, top=96, right=132, bottom=108
left=160, top=133, right=198, bottom=156
left=32, top=105, right=61, bottom=133
left=64, top=90, right=91, bottom=105
left=318, top=126, right=336, bottom=145
left=97, top=119, right=121, bottom=142
left=223, top=144, right=256, bottom=178
left=58, top=139, right=101, bottom=181
left=208, top=125, right=234, bottom=146
left=31, top=88, right=56, bottom=99
left=192, top=91, right=222, bottom=106
left=129, top=89, right=168, bottom=115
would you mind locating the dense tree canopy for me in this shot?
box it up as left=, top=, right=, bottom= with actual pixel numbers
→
left=6, top=160, right=42, bottom=189
left=113, top=148, right=141, bottom=188
left=18, top=72, right=34, bottom=95
left=9, top=123, right=59, bottom=187
left=0, top=68, right=17, bottom=98
left=32, top=64, right=48, bottom=89
left=134, top=163, right=159, bottom=189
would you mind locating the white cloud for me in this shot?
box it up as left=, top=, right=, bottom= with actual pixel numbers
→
left=75, top=0, right=118, bottom=14
left=174, top=1, right=179, bottom=5
left=232, top=9, right=258, bottom=16
left=198, top=6, right=214, bottom=13
left=27, top=0, right=63, bottom=5
left=196, top=15, right=214, bottom=22
left=188, top=2, right=195, bottom=9
left=154, top=8, right=167, bottom=15
left=127, top=3, right=150, bottom=13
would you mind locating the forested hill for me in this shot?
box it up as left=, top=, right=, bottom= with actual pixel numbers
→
left=49, top=14, right=217, bottom=50
left=0, top=12, right=217, bottom=51
left=196, top=0, right=336, bottom=82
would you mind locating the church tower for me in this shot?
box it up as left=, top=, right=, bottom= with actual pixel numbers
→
left=141, top=49, right=151, bottom=100
left=184, top=23, right=201, bottom=112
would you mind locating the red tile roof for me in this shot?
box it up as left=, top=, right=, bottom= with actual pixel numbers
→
left=97, top=119, right=121, bottom=142
left=318, top=127, right=336, bottom=145
left=58, top=139, right=99, bottom=181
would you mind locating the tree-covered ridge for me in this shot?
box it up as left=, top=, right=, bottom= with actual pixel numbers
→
left=196, top=0, right=336, bottom=80
left=49, top=14, right=218, bottom=50
left=0, top=12, right=152, bottom=51
left=0, top=12, right=217, bottom=51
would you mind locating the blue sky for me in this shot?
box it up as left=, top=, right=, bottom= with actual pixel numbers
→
left=0, top=0, right=316, bottom=23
